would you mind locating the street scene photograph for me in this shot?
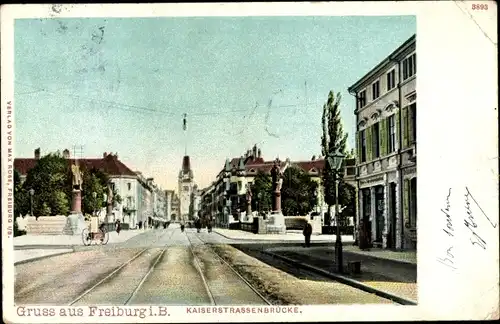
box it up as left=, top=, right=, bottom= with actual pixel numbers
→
left=11, top=15, right=417, bottom=307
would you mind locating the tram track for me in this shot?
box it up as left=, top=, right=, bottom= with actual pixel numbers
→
left=68, top=229, right=176, bottom=306
left=185, top=231, right=272, bottom=305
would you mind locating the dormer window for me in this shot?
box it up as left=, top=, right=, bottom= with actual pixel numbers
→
left=310, top=168, right=318, bottom=174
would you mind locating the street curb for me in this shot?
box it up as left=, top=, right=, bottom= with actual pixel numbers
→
left=14, top=248, right=76, bottom=266
left=213, top=230, right=341, bottom=244
left=262, top=250, right=417, bottom=306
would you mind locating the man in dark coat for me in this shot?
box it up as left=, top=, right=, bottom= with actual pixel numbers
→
left=303, top=221, right=313, bottom=247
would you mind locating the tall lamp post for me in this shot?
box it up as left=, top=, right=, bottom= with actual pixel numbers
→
left=29, top=188, right=35, bottom=216
left=328, top=149, right=345, bottom=273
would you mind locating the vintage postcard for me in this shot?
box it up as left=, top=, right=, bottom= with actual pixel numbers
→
left=1, top=2, right=498, bottom=323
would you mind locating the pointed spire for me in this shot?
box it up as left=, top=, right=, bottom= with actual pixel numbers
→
left=238, top=157, right=245, bottom=171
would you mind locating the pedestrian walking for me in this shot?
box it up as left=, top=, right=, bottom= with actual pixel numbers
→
left=303, top=220, right=312, bottom=247
left=115, top=220, right=121, bottom=235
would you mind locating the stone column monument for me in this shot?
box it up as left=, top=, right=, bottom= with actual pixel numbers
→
left=271, top=159, right=283, bottom=212
left=269, top=159, right=286, bottom=233
left=245, top=184, right=252, bottom=222
left=106, top=183, right=114, bottom=223
left=64, top=164, right=87, bottom=235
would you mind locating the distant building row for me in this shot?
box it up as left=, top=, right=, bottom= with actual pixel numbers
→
left=199, top=144, right=356, bottom=227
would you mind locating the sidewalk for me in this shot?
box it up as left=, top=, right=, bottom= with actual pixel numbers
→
left=264, top=245, right=417, bottom=303
left=13, top=229, right=147, bottom=265
left=14, top=229, right=146, bottom=248
left=265, top=244, right=416, bottom=265
left=214, top=228, right=355, bottom=243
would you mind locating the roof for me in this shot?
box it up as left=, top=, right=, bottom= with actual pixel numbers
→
left=348, top=34, right=416, bottom=93
left=181, top=156, right=191, bottom=172
left=245, top=159, right=326, bottom=175
left=14, top=154, right=137, bottom=177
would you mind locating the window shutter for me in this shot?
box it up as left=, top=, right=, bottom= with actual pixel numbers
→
left=380, top=118, right=387, bottom=156
left=366, top=126, right=372, bottom=161
left=402, top=107, right=409, bottom=148
left=403, top=178, right=410, bottom=229
left=408, top=106, right=415, bottom=144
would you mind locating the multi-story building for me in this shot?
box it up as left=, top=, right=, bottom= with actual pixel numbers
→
left=189, top=184, right=201, bottom=219
left=178, top=155, right=195, bottom=222
left=171, top=192, right=180, bottom=222
left=348, top=34, right=416, bottom=250
left=165, top=190, right=174, bottom=222
left=199, top=144, right=356, bottom=227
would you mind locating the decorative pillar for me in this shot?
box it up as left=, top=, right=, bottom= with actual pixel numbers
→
left=356, top=188, right=363, bottom=243
left=370, top=186, right=376, bottom=243
left=71, top=189, right=82, bottom=214
left=382, top=174, right=389, bottom=248
left=273, top=190, right=281, bottom=212
left=395, top=171, right=403, bottom=249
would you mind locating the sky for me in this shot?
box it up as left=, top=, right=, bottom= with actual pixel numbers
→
left=14, top=16, right=415, bottom=192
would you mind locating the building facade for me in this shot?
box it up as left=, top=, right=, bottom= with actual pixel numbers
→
left=171, top=192, right=180, bottom=222
left=165, top=190, right=174, bottom=222
left=178, top=155, right=195, bottom=222
left=348, top=34, right=416, bottom=250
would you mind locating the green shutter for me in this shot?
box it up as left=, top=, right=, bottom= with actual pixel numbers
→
left=408, top=105, right=415, bottom=144
left=380, top=118, right=387, bottom=156
left=403, top=179, right=410, bottom=228
left=395, top=111, right=400, bottom=150
left=366, top=126, right=372, bottom=161
left=402, top=107, right=409, bottom=148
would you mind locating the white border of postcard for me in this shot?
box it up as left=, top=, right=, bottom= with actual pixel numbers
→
left=2, top=2, right=498, bottom=322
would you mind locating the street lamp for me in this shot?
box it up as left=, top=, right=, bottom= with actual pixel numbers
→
left=29, top=188, right=35, bottom=216
left=328, top=149, right=345, bottom=273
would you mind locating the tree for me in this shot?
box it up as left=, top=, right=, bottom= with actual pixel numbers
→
left=281, top=166, right=318, bottom=216
left=250, top=168, right=318, bottom=216
left=81, top=166, right=122, bottom=216
left=321, top=90, right=352, bottom=225
left=22, top=151, right=72, bottom=216
left=250, top=171, right=273, bottom=213
left=14, top=169, right=30, bottom=218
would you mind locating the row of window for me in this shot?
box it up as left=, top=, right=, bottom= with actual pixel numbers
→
left=357, top=53, right=416, bottom=110
left=359, top=103, right=416, bottom=163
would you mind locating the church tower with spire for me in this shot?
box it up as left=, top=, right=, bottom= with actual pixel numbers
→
left=178, top=155, right=194, bottom=222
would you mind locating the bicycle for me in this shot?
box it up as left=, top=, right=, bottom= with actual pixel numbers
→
left=82, top=220, right=109, bottom=246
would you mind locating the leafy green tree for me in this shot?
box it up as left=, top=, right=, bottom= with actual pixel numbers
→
left=14, top=169, right=30, bottom=218
left=281, top=166, right=318, bottom=216
left=251, top=171, right=273, bottom=213
left=81, top=166, right=121, bottom=216
left=22, top=151, right=72, bottom=216
left=321, top=90, right=353, bottom=225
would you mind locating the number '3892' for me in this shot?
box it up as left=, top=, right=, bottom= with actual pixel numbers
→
left=472, top=3, right=488, bottom=10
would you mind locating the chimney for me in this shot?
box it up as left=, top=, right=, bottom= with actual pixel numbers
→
left=253, top=144, right=257, bottom=159
left=34, top=148, right=41, bottom=160
left=257, top=148, right=262, bottom=158
left=63, top=149, right=70, bottom=159
left=103, top=152, right=107, bottom=158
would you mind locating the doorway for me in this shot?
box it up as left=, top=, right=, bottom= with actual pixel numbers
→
left=388, top=182, right=397, bottom=248
left=375, top=185, right=385, bottom=244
